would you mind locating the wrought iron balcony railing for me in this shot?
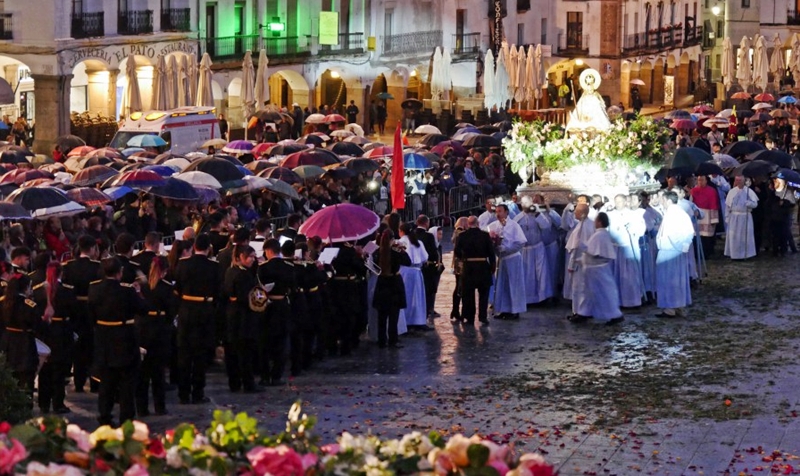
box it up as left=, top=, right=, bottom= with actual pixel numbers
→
left=161, top=8, right=190, bottom=32
left=383, top=30, right=442, bottom=56
left=118, top=10, right=154, bottom=35
left=71, top=12, right=104, bottom=39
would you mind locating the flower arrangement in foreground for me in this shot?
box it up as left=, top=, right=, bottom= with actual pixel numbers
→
left=0, top=403, right=555, bottom=475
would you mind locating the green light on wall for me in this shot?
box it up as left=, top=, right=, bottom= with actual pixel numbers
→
left=267, top=17, right=285, bottom=36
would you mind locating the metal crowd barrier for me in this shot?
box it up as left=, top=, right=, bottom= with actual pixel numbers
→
left=448, top=184, right=484, bottom=218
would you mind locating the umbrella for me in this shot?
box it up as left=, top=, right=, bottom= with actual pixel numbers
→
left=404, top=153, right=432, bottom=170
left=452, top=131, right=480, bottom=142
left=151, top=55, right=168, bottom=110
left=251, top=143, right=276, bottom=156
left=324, top=166, right=355, bottom=180
left=754, top=92, right=775, bottom=102
left=222, top=140, right=254, bottom=154
left=66, top=187, right=112, bottom=206
left=716, top=108, right=735, bottom=118
left=166, top=55, right=179, bottom=109
left=269, top=143, right=308, bottom=156
left=121, top=55, right=143, bottom=116
left=514, top=45, right=526, bottom=103
left=431, top=141, right=469, bottom=158
left=722, top=141, right=766, bottom=158
left=72, top=165, right=119, bottom=186
left=747, top=149, right=796, bottom=168
left=162, top=158, right=191, bottom=171
left=306, top=113, right=326, bottom=124
left=2, top=169, right=53, bottom=185
left=695, top=162, right=724, bottom=176
left=362, top=142, right=386, bottom=152
left=148, top=177, right=201, bottom=201
left=630, top=78, right=646, bottom=86
left=86, top=147, right=124, bottom=160
left=770, top=109, right=791, bottom=118
left=324, top=114, right=346, bottom=124
left=108, top=169, right=167, bottom=188
left=298, top=203, right=380, bottom=243
left=751, top=102, right=773, bottom=110
left=255, top=110, right=283, bottom=122
left=344, top=135, right=370, bottom=145
left=39, top=163, right=66, bottom=174
left=665, top=110, right=693, bottom=120
left=364, top=146, right=394, bottom=158
left=484, top=49, right=496, bottom=110
left=127, top=134, right=167, bottom=148
left=0, top=150, right=32, bottom=164
left=196, top=52, right=214, bottom=107
left=345, top=123, right=365, bottom=137
left=142, top=165, right=177, bottom=177
left=414, top=125, right=441, bottom=135
left=202, top=138, right=228, bottom=149
left=775, top=168, right=800, bottom=186
left=693, top=104, right=715, bottom=114
left=721, top=37, right=735, bottom=92
left=493, top=45, right=510, bottom=109
left=737, top=36, right=752, bottom=92
left=670, top=147, right=712, bottom=169
left=56, top=135, right=85, bottom=151
left=753, top=35, right=769, bottom=92
left=129, top=151, right=158, bottom=161
left=262, top=178, right=300, bottom=200
left=713, top=154, right=740, bottom=168
left=430, top=46, right=444, bottom=99
left=254, top=49, right=270, bottom=112
left=175, top=170, right=223, bottom=189
left=184, top=157, right=245, bottom=182
left=343, top=158, right=380, bottom=174
left=103, top=186, right=134, bottom=200
left=693, top=138, right=711, bottom=153
left=331, top=130, right=354, bottom=139
left=749, top=112, right=773, bottom=123
left=778, top=96, right=797, bottom=104
left=479, top=125, right=501, bottom=134
left=293, top=165, right=326, bottom=179
left=376, top=92, right=394, bottom=100
left=245, top=160, right=277, bottom=173
left=260, top=166, right=303, bottom=184
left=298, top=135, right=326, bottom=147
left=121, top=147, right=145, bottom=157
left=731, top=91, right=751, bottom=99
left=281, top=149, right=339, bottom=168
left=702, top=118, right=729, bottom=128
left=0, top=202, right=30, bottom=220
left=67, top=145, right=95, bottom=157
left=5, top=187, right=72, bottom=211
left=226, top=175, right=272, bottom=195
left=734, top=159, right=778, bottom=177
left=416, top=134, right=448, bottom=147
left=400, top=98, right=423, bottom=110
left=329, top=142, right=365, bottom=157
left=241, top=50, right=256, bottom=131
left=462, top=135, right=501, bottom=148
left=178, top=55, right=190, bottom=107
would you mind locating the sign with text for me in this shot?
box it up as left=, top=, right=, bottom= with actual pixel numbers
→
left=319, top=11, right=339, bottom=46
left=59, top=40, right=198, bottom=74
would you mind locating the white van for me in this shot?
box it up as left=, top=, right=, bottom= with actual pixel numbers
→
left=109, top=107, right=221, bottom=156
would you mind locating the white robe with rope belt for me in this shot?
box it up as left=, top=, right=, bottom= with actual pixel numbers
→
left=397, top=235, right=428, bottom=326
left=514, top=211, right=550, bottom=304
left=724, top=186, right=758, bottom=259
left=563, top=218, right=595, bottom=300
left=487, top=218, right=527, bottom=314
left=572, top=228, right=622, bottom=321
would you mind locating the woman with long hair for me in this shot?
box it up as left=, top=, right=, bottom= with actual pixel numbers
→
left=0, top=273, right=41, bottom=406
left=372, top=230, right=411, bottom=348
left=397, top=222, right=429, bottom=330
left=37, top=262, right=76, bottom=414
left=222, top=244, right=260, bottom=393
left=450, top=217, right=469, bottom=322
left=167, top=239, right=193, bottom=281
left=136, top=255, right=175, bottom=416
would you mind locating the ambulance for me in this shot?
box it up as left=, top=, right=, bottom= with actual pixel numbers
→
left=109, top=107, right=221, bottom=156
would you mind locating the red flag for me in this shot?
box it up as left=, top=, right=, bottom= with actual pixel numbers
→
left=391, top=121, right=405, bottom=210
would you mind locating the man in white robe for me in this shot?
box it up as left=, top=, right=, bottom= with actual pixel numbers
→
left=607, top=195, right=645, bottom=308
left=564, top=203, right=595, bottom=305
left=487, top=204, right=527, bottom=319
left=534, top=194, right=563, bottom=301
left=514, top=196, right=551, bottom=305
left=478, top=198, right=498, bottom=230
left=656, top=191, right=695, bottom=317
left=570, top=212, right=624, bottom=324
left=638, top=192, right=662, bottom=302
left=724, top=176, right=758, bottom=260
left=674, top=187, right=705, bottom=280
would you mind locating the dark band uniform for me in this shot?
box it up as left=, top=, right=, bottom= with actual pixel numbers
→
left=415, top=227, right=440, bottom=315
left=329, top=244, right=366, bottom=355
left=257, top=256, right=295, bottom=385
left=0, top=293, right=42, bottom=402
left=62, top=256, right=102, bottom=392
left=453, top=227, right=496, bottom=324
left=373, top=248, right=411, bottom=347
left=137, top=278, right=177, bottom=415
left=34, top=281, right=77, bottom=413
left=222, top=264, right=259, bottom=392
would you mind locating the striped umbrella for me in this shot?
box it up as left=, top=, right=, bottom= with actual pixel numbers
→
left=107, top=170, right=167, bottom=188
left=222, top=140, right=255, bottom=154
left=72, top=165, right=119, bottom=187
left=67, top=187, right=112, bottom=206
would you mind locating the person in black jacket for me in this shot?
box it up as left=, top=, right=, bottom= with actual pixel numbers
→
left=330, top=241, right=366, bottom=355
left=257, top=239, right=296, bottom=385
left=137, top=256, right=176, bottom=416
left=0, top=273, right=42, bottom=407
left=89, top=257, right=149, bottom=426
left=414, top=215, right=440, bottom=318
left=373, top=230, right=411, bottom=348
left=453, top=216, right=496, bottom=326
left=222, top=245, right=261, bottom=393
left=133, top=231, right=160, bottom=277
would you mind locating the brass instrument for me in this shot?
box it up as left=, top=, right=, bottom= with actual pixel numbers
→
left=365, top=256, right=381, bottom=275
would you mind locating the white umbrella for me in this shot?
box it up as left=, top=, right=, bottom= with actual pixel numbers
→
left=175, top=170, right=222, bottom=189
left=121, top=55, right=142, bottom=117
left=254, top=49, right=270, bottom=111
left=524, top=45, right=535, bottom=105
left=196, top=52, right=214, bottom=107
left=791, top=34, right=800, bottom=85
left=430, top=47, right=444, bottom=99
left=331, top=130, right=354, bottom=138
left=241, top=51, right=256, bottom=129
left=737, top=36, right=752, bottom=92
left=752, top=102, right=774, bottom=110
left=494, top=47, right=510, bottom=109
left=508, top=44, right=518, bottom=101
left=178, top=55, right=190, bottom=107
left=484, top=49, right=496, bottom=110
left=533, top=44, right=544, bottom=103
left=514, top=45, right=526, bottom=104
left=752, top=35, right=769, bottom=92
left=415, top=124, right=441, bottom=135
left=441, top=48, right=452, bottom=101
left=770, top=34, right=785, bottom=88
left=150, top=55, right=168, bottom=111
left=721, top=37, right=735, bottom=93
left=189, top=54, right=198, bottom=105
left=345, top=123, right=365, bottom=137
left=166, top=55, right=179, bottom=110
left=306, top=113, right=326, bottom=124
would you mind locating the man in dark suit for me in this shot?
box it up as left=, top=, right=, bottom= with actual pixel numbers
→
left=414, top=215, right=440, bottom=318
left=276, top=213, right=305, bottom=243
left=114, top=233, right=144, bottom=285
left=257, top=239, right=296, bottom=385
left=134, top=231, right=161, bottom=277
left=453, top=216, right=496, bottom=326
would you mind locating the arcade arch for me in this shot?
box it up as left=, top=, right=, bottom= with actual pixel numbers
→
left=268, top=69, right=310, bottom=109
left=0, top=55, right=34, bottom=123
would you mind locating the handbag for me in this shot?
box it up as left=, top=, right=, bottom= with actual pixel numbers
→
left=248, top=276, right=272, bottom=313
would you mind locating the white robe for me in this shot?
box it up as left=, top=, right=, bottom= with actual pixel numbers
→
left=573, top=228, right=622, bottom=321
left=397, top=235, right=428, bottom=325
left=563, top=218, right=595, bottom=300
left=478, top=211, right=497, bottom=230
left=656, top=205, right=695, bottom=309
left=724, top=186, right=758, bottom=259
left=608, top=209, right=645, bottom=307
left=641, top=206, right=662, bottom=293
left=540, top=210, right=562, bottom=298
left=487, top=219, right=527, bottom=314
left=514, top=211, right=551, bottom=304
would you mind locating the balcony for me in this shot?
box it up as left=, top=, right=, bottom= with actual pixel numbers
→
left=0, top=14, right=12, bottom=40
left=453, top=32, right=481, bottom=55
left=161, top=8, right=190, bottom=32
left=118, top=10, right=154, bottom=35
left=383, top=30, right=442, bottom=56
left=557, top=32, right=589, bottom=57
left=622, top=26, right=703, bottom=55
left=201, top=35, right=310, bottom=63
left=789, top=9, right=800, bottom=25
left=71, top=12, right=104, bottom=39
left=263, top=36, right=311, bottom=57
left=319, top=32, right=365, bottom=55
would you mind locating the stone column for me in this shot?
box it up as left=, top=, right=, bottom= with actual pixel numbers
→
left=31, top=74, right=73, bottom=155
left=108, top=70, right=119, bottom=119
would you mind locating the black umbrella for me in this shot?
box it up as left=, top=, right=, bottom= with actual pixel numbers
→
left=259, top=166, right=303, bottom=185
left=722, top=140, right=765, bottom=158
left=746, top=149, right=797, bottom=169
left=298, top=135, right=326, bottom=147
left=329, top=142, right=365, bottom=157
left=0, top=202, right=31, bottom=220
left=343, top=158, right=380, bottom=174
left=417, top=133, right=450, bottom=147
left=462, top=135, right=502, bottom=148
left=493, top=120, right=512, bottom=131
left=148, top=177, right=200, bottom=201
left=401, top=98, right=422, bottom=110
left=56, top=134, right=86, bottom=151
left=733, top=160, right=778, bottom=177
left=670, top=147, right=712, bottom=169
left=213, top=154, right=244, bottom=166
left=478, top=125, right=500, bottom=134
left=183, top=158, right=245, bottom=183
left=245, top=160, right=278, bottom=173
left=695, top=162, right=724, bottom=176
left=255, top=110, right=283, bottom=122
left=237, top=153, right=255, bottom=164
left=324, top=167, right=356, bottom=180
left=4, top=187, right=71, bottom=210
left=0, top=149, right=32, bottom=164
left=775, top=168, right=800, bottom=186
left=269, top=144, right=308, bottom=157
left=693, top=138, right=711, bottom=153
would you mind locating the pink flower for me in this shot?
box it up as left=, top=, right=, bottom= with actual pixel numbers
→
left=147, top=438, right=166, bottom=458
left=300, top=453, right=318, bottom=471
left=246, top=445, right=304, bottom=476
left=0, top=438, right=27, bottom=474
left=320, top=443, right=340, bottom=455
left=25, top=461, right=84, bottom=476
left=489, top=460, right=510, bottom=475
left=0, top=423, right=10, bottom=434
left=510, top=454, right=555, bottom=476
left=123, top=463, right=149, bottom=476
left=66, top=424, right=91, bottom=452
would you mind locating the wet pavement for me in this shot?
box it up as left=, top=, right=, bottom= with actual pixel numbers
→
left=57, top=237, right=800, bottom=475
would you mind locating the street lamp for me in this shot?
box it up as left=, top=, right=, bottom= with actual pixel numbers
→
left=711, top=3, right=722, bottom=16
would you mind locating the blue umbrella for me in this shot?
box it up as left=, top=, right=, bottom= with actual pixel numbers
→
left=104, top=186, right=135, bottom=200
left=404, top=153, right=432, bottom=170
left=236, top=165, right=254, bottom=176
left=127, top=134, right=167, bottom=148
left=121, top=147, right=146, bottom=157
left=778, top=96, right=797, bottom=104
left=457, top=126, right=481, bottom=134
left=147, top=177, right=200, bottom=201
left=143, top=165, right=177, bottom=177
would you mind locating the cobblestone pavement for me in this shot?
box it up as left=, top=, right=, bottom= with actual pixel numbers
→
left=59, top=237, right=800, bottom=475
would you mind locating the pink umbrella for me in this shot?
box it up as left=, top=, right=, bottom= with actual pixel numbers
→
left=431, top=141, right=469, bottom=158
left=252, top=143, right=276, bottom=156
left=671, top=119, right=697, bottom=130
left=324, top=114, right=346, bottom=124
left=298, top=203, right=381, bottom=243
left=364, top=146, right=394, bottom=158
